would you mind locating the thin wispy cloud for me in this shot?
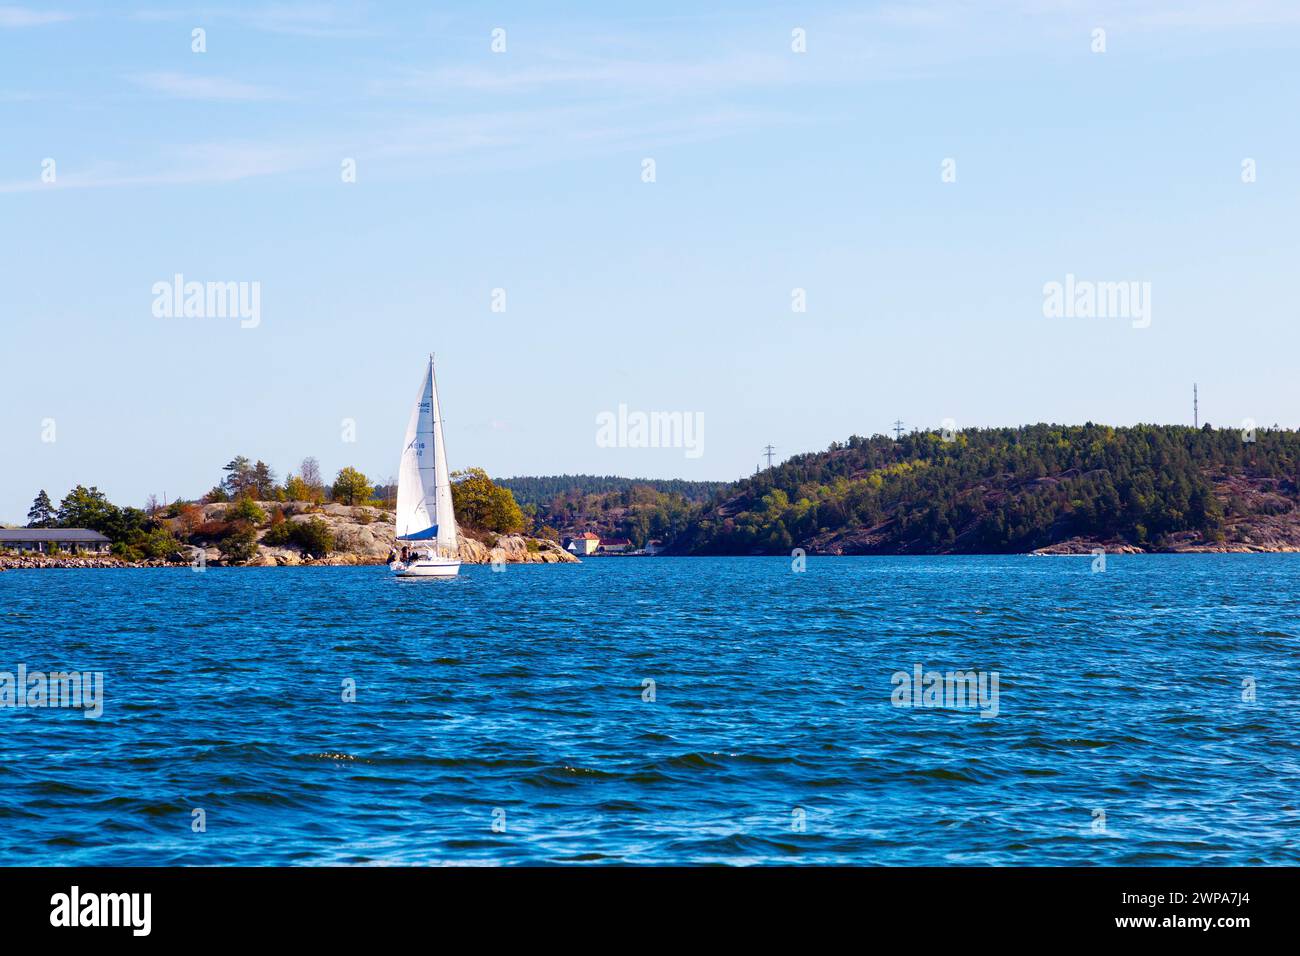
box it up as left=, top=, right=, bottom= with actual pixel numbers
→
left=9, top=0, right=1294, bottom=198
left=0, top=5, right=72, bottom=27
left=131, top=2, right=377, bottom=38
left=868, top=0, right=1300, bottom=32
left=0, top=100, right=793, bottom=193
left=381, top=53, right=802, bottom=97
left=242, top=1, right=377, bottom=38
left=1119, top=0, right=1300, bottom=28
left=0, top=142, right=313, bottom=193
left=131, top=72, right=286, bottom=101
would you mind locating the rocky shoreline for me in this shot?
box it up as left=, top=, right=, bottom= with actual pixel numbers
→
left=6, top=540, right=1299, bottom=569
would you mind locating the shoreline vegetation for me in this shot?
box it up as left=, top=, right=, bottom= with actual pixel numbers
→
left=7, top=424, right=1300, bottom=570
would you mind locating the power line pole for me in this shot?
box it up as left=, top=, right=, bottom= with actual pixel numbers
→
left=893, top=419, right=905, bottom=440
left=1193, top=383, right=1198, bottom=428
left=762, top=444, right=776, bottom=469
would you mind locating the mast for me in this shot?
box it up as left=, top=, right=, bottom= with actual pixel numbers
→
left=428, top=353, right=457, bottom=554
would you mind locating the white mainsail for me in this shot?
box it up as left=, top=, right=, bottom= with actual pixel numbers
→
left=395, top=355, right=457, bottom=555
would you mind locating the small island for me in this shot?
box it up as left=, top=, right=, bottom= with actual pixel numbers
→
left=1, top=459, right=576, bottom=569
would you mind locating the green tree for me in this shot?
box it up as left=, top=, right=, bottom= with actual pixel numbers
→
left=222, top=457, right=257, bottom=498
left=26, top=490, right=56, bottom=528
left=252, top=460, right=277, bottom=499
left=332, top=467, right=372, bottom=505
left=54, top=485, right=149, bottom=546
left=284, top=474, right=312, bottom=502
left=56, top=485, right=117, bottom=531
left=451, top=468, right=526, bottom=533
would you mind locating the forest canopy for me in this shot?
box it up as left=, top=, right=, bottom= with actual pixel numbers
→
left=670, top=424, right=1299, bottom=554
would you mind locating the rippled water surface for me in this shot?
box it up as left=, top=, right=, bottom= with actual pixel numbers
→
left=1, top=556, right=1297, bottom=865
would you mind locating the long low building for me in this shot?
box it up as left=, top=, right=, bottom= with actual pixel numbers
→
left=0, top=528, right=112, bottom=554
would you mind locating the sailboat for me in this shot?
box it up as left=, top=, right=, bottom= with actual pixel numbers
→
left=391, top=354, right=460, bottom=578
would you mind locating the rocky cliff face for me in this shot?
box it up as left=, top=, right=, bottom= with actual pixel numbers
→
left=167, top=502, right=579, bottom=567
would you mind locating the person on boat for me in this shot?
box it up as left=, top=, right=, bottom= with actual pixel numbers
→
left=400, top=546, right=410, bottom=564
left=386, top=547, right=398, bottom=565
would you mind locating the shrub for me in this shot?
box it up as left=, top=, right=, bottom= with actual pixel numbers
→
left=293, top=517, right=334, bottom=556
left=110, top=528, right=181, bottom=562
left=178, top=504, right=205, bottom=537
left=261, top=522, right=291, bottom=546
left=229, top=496, right=267, bottom=526
left=111, top=542, right=143, bottom=562
left=218, top=526, right=259, bottom=564
left=262, top=517, right=334, bottom=556
left=195, top=520, right=231, bottom=539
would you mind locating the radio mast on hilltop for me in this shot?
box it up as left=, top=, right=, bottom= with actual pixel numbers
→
left=893, top=419, right=905, bottom=440
left=1194, top=383, right=1199, bottom=428
left=762, top=444, right=777, bottom=469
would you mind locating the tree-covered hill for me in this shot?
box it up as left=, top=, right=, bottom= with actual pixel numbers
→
left=505, top=479, right=715, bottom=549
left=499, top=475, right=725, bottom=507
left=669, top=424, right=1300, bottom=555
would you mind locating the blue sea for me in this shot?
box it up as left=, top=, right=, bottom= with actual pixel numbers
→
left=1, top=556, right=1296, bottom=865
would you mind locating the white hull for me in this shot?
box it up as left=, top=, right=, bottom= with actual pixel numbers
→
left=392, top=556, right=460, bottom=578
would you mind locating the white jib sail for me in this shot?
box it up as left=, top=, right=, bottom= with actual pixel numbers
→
left=395, top=355, right=458, bottom=553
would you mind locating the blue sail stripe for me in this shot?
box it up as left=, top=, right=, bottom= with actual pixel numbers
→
left=397, top=524, right=439, bottom=541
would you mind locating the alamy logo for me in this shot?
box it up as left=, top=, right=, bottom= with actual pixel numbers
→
left=891, top=664, right=1000, bottom=718
left=50, top=886, right=151, bottom=936
left=0, top=665, right=103, bottom=718
left=152, top=274, right=261, bottom=328
left=1042, top=274, right=1150, bottom=328
left=596, top=404, right=704, bottom=459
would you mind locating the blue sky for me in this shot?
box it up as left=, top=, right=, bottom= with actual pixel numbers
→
left=3, top=1, right=1299, bottom=522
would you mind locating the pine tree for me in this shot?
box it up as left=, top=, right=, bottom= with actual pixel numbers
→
left=26, top=490, right=56, bottom=528
left=221, top=456, right=256, bottom=497
left=252, top=460, right=277, bottom=499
